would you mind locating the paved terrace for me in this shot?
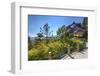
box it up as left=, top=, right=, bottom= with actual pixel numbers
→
left=61, top=49, right=88, bottom=59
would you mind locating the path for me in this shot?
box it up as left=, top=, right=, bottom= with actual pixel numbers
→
left=61, top=49, right=88, bottom=60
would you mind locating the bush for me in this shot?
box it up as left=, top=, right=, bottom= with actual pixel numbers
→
left=28, top=37, right=87, bottom=60
left=28, top=43, right=49, bottom=60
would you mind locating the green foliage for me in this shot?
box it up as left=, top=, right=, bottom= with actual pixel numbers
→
left=43, top=23, right=50, bottom=37
left=57, top=25, right=66, bottom=36
left=57, top=25, right=70, bottom=39
left=28, top=39, right=69, bottom=60
left=28, top=36, right=33, bottom=50
left=82, top=17, right=88, bottom=41
left=28, top=42, right=49, bottom=60
left=37, top=33, right=44, bottom=38
left=79, top=42, right=86, bottom=52
left=82, top=17, right=88, bottom=27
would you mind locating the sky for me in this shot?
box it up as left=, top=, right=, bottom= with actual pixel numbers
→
left=28, top=15, right=84, bottom=37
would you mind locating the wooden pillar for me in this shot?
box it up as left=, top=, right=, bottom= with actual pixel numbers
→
left=77, top=43, right=79, bottom=52
left=68, top=45, right=70, bottom=55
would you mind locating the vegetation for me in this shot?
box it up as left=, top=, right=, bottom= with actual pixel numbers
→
left=28, top=18, right=88, bottom=60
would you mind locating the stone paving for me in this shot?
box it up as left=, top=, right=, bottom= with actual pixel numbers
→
left=61, top=49, right=88, bottom=60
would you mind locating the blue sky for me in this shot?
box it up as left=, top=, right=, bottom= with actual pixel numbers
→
left=28, top=15, right=84, bottom=37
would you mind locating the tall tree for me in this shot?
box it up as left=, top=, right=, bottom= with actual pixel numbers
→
left=57, top=25, right=70, bottom=38
left=57, top=25, right=66, bottom=36
left=82, top=17, right=88, bottom=26
left=28, top=36, right=32, bottom=50
left=43, top=23, right=50, bottom=38
left=82, top=17, right=88, bottom=41
left=40, top=23, right=51, bottom=43
left=57, top=25, right=70, bottom=43
left=37, top=33, right=44, bottom=39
